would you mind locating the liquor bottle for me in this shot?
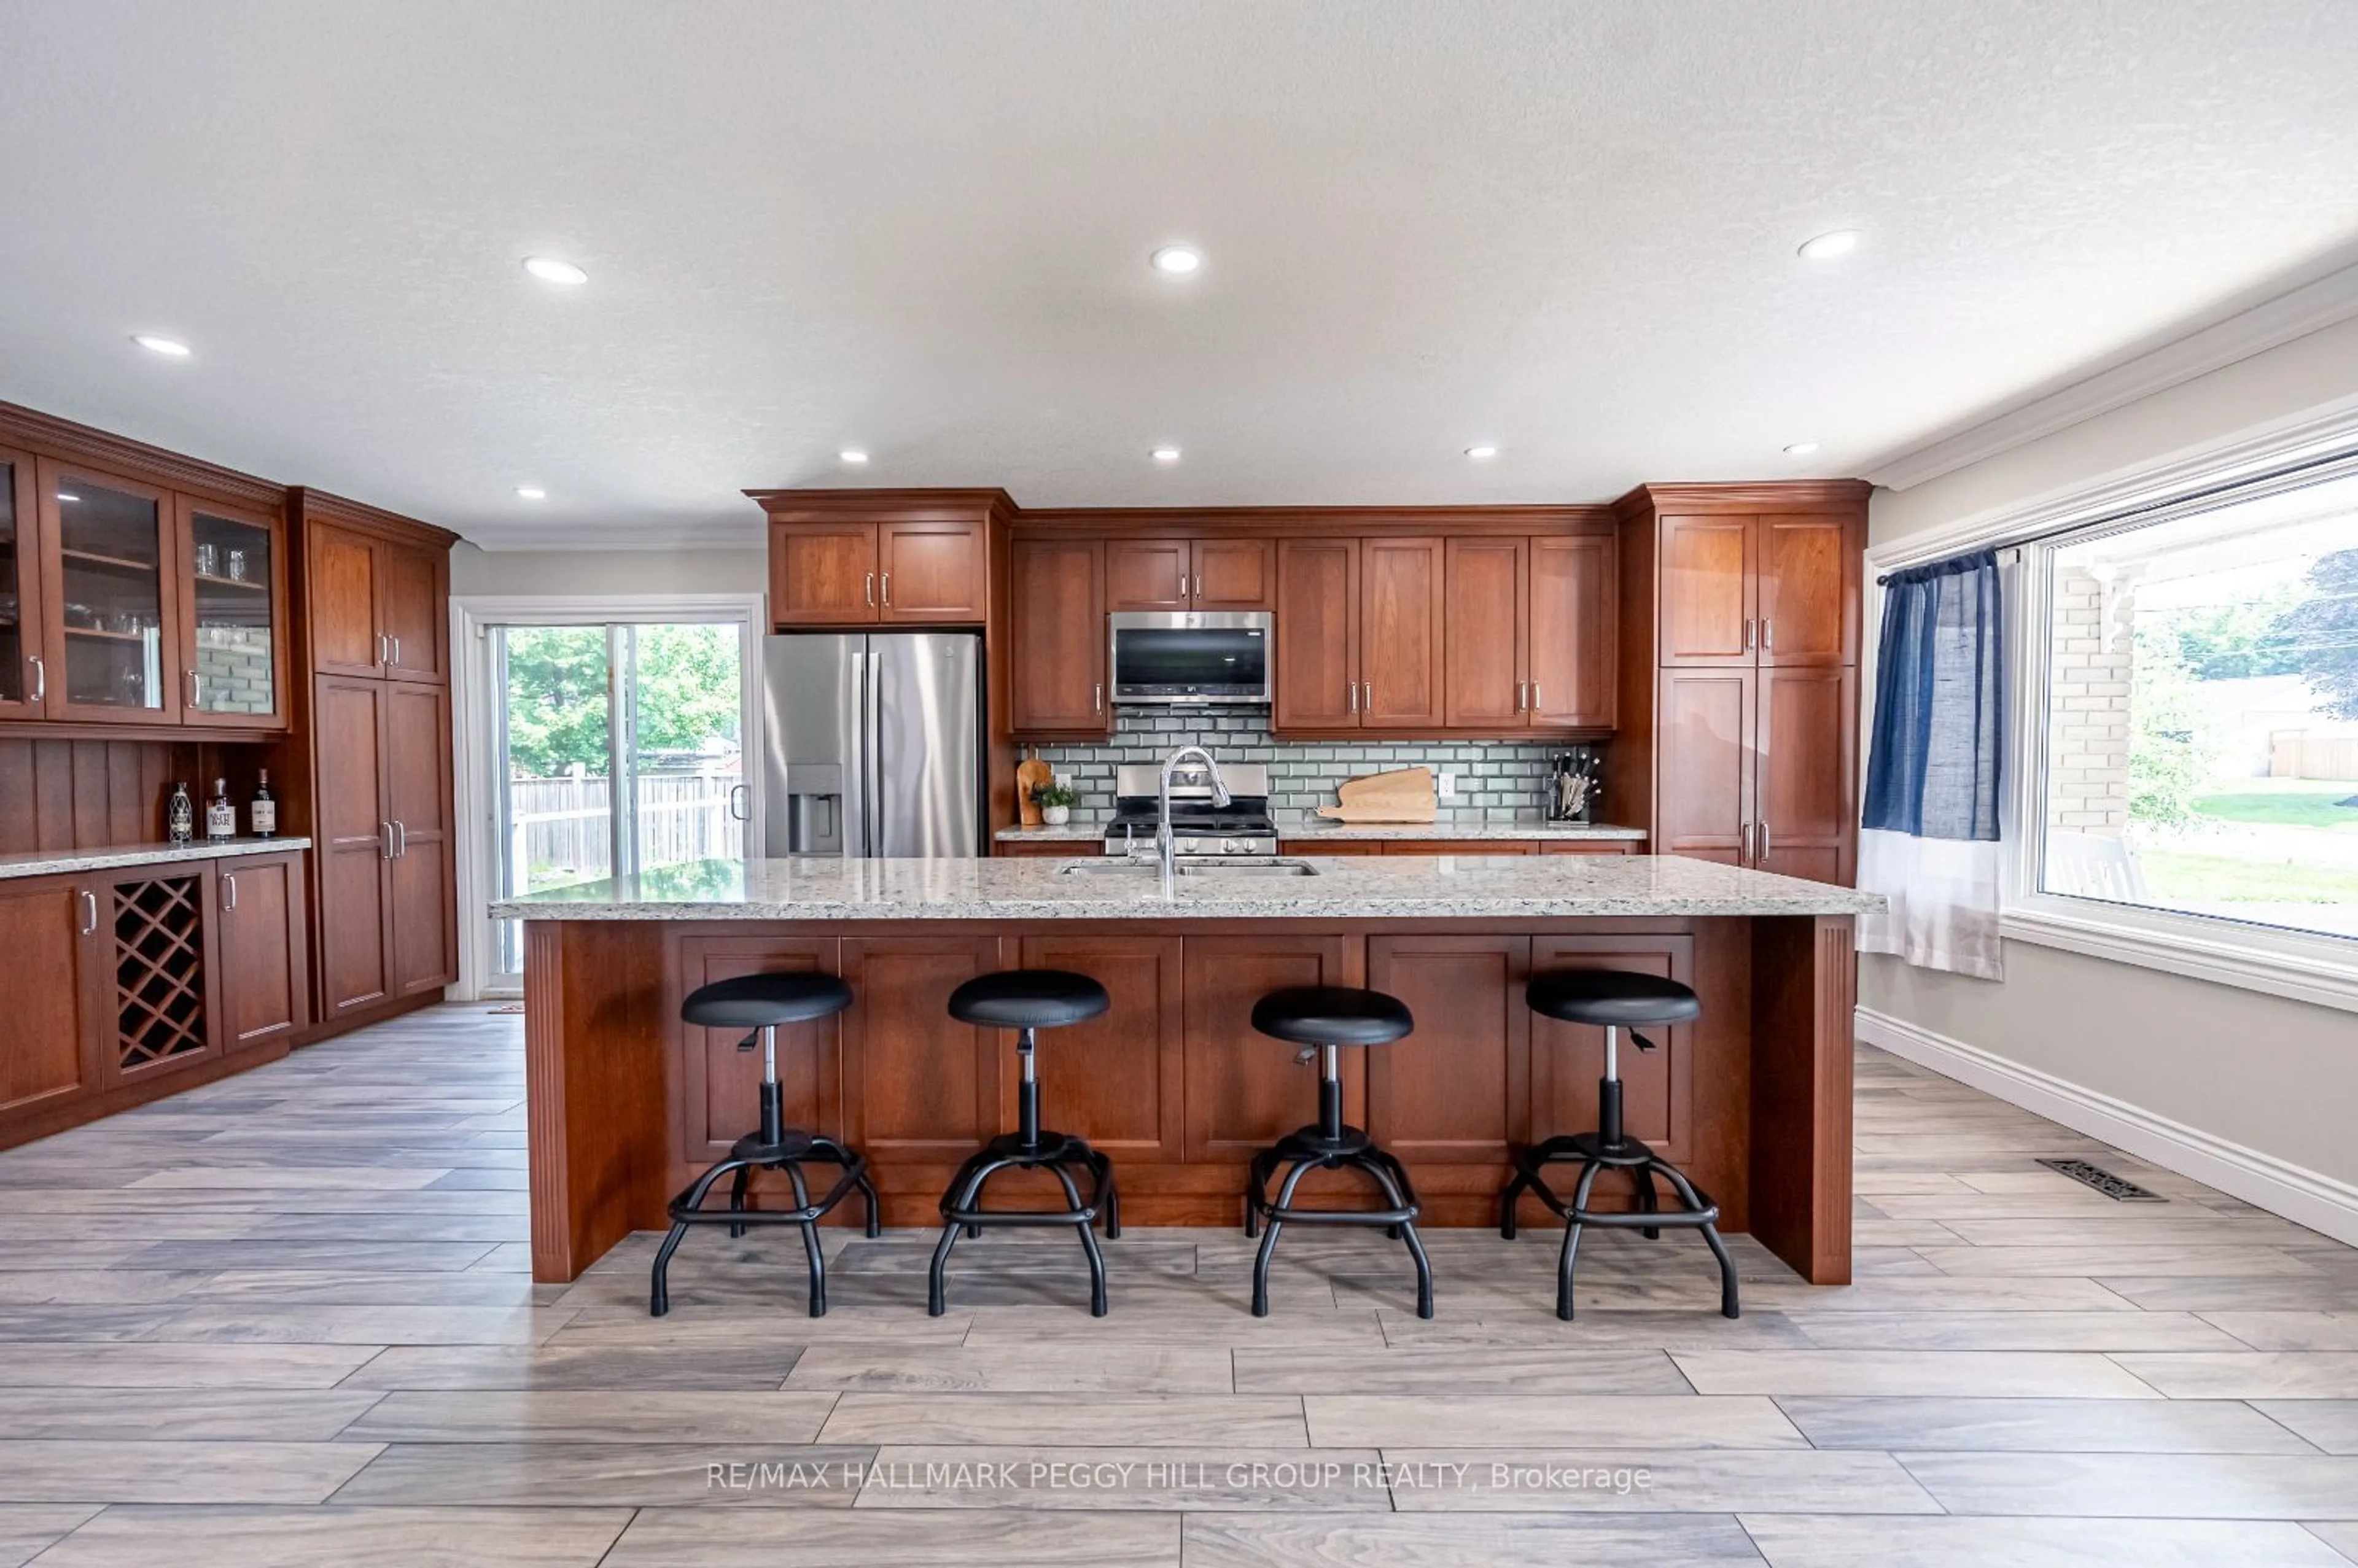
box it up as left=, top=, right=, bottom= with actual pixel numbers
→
left=166, top=782, right=195, bottom=844
left=250, top=769, right=277, bottom=839
left=206, top=778, right=236, bottom=841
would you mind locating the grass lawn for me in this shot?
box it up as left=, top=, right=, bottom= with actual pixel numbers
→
left=2193, top=780, right=2358, bottom=830
left=2138, top=848, right=2358, bottom=904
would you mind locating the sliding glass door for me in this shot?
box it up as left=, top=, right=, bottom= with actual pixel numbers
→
left=486, top=619, right=747, bottom=987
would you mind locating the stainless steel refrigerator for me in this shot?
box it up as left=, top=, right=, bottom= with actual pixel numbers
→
left=761, top=632, right=983, bottom=858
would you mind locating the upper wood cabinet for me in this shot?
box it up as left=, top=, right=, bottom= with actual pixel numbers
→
left=305, top=516, right=448, bottom=685
left=1274, top=538, right=1359, bottom=729
left=1658, top=511, right=1859, bottom=669
left=1108, top=537, right=1275, bottom=611
left=1528, top=532, right=1617, bottom=729
left=769, top=519, right=988, bottom=626
left=1442, top=537, right=1526, bottom=729
left=1360, top=537, right=1445, bottom=729
left=0, top=446, right=47, bottom=720
left=176, top=495, right=289, bottom=728
left=34, top=460, right=182, bottom=726
left=1758, top=514, right=1858, bottom=667
left=1659, top=513, right=1757, bottom=666
left=1007, top=538, right=1107, bottom=735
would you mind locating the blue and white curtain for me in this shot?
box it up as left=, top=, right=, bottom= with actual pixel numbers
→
left=1859, top=550, right=2006, bottom=979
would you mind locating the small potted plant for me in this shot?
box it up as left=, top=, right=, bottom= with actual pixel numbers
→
left=1033, top=780, right=1078, bottom=826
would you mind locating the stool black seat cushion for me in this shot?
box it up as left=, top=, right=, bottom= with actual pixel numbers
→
left=682, top=972, right=855, bottom=1028
left=948, top=969, right=1111, bottom=1029
left=1251, top=985, right=1414, bottom=1046
left=1527, top=969, right=1700, bottom=1028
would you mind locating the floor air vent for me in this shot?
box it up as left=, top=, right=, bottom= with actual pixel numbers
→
left=2038, top=1157, right=2165, bottom=1202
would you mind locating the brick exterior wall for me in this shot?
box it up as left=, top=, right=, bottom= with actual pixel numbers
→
left=194, top=626, right=275, bottom=716
left=2045, top=567, right=2136, bottom=836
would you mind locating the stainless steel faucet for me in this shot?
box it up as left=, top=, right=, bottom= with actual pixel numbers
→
left=1157, top=744, right=1231, bottom=898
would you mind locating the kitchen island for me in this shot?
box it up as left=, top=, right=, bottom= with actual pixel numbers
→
left=497, top=855, right=1878, bottom=1288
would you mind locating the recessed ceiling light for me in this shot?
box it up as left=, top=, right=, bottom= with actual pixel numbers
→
left=522, top=256, right=589, bottom=285
left=515, top=486, right=547, bottom=500
left=131, top=334, right=191, bottom=357
left=56, top=492, right=80, bottom=503
left=1151, top=446, right=1182, bottom=463
left=838, top=449, right=870, bottom=465
left=1797, top=230, right=1861, bottom=260
left=1783, top=441, right=1821, bottom=456
left=1150, top=246, right=1203, bottom=276
left=1464, top=444, right=1500, bottom=460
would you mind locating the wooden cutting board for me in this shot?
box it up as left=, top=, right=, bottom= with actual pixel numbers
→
left=1015, top=750, right=1053, bottom=827
left=1316, top=766, right=1438, bottom=823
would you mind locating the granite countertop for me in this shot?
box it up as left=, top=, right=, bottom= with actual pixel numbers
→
left=0, top=837, right=314, bottom=882
left=493, top=854, right=1881, bottom=922
left=995, top=820, right=1648, bottom=844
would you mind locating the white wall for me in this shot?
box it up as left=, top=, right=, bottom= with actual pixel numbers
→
left=1864, top=311, right=2358, bottom=1211
left=449, top=542, right=765, bottom=599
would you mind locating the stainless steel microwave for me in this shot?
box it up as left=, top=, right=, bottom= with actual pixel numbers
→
left=1108, top=610, right=1272, bottom=705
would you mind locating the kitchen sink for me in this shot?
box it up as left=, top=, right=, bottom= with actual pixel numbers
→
left=1058, top=857, right=1319, bottom=877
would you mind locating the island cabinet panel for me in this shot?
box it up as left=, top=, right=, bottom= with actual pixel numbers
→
left=1180, top=933, right=1357, bottom=1162
left=1527, top=934, right=1696, bottom=1164
left=841, top=935, right=1005, bottom=1163
left=1358, top=536, right=1445, bottom=729
left=0, top=875, right=101, bottom=1125
left=1273, top=539, right=1358, bottom=729
left=1020, top=933, right=1185, bottom=1162
left=676, top=937, right=842, bottom=1165
left=1006, top=538, right=1107, bottom=735
left=1364, top=934, right=1530, bottom=1166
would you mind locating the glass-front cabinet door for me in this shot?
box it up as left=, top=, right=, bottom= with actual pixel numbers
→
left=0, top=448, right=44, bottom=718
left=37, top=459, right=180, bottom=724
left=177, top=497, right=281, bottom=726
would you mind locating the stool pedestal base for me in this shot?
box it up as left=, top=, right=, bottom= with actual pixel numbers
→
left=1500, top=1130, right=1740, bottom=1322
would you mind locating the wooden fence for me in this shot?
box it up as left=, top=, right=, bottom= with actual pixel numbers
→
left=2268, top=731, right=2358, bottom=782
left=509, top=772, right=742, bottom=886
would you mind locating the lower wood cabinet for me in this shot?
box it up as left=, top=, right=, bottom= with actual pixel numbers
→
left=1180, top=933, right=1356, bottom=1162
left=840, top=935, right=1005, bottom=1163
left=0, top=853, right=309, bottom=1150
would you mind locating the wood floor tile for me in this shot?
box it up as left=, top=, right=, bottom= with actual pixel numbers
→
left=1780, top=1395, right=2320, bottom=1453
left=1183, top=1512, right=1767, bottom=1566
left=0, top=1505, right=99, bottom=1568
left=0, top=1440, right=381, bottom=1504
left=2304, top=1519, right=2358, bottom=1562
left=2095, top=1276, right=2358, bottom=1313
left=820, top=1392, right=1307, bottom=1446
left=1916, top=1245, right=2322, bottom=1277
left=603, top=1508, right=1180, bottom=1566
left=128, top=1166, right=452, bottom=1190
left=0, top=1305, right=185, bottom=1341
left=330, top=1442, right=874, bottom=1507
left=1303, top=1394, right=1805, bottom=1449
left=1670, top=1349, right=2163, bottom=1398
left=0, top=1342, right=379, bottom=1389
left=1740, top=1514, right=2354, bottom=1566
left=344, top=1390, right=839, bottom=1443
left=1380, top=1448, right=1940, bottom=1513
left=2201, top=1311, right=2358, bottom=1351
left=2253, top=1400, right=2358, bottom=1455
left=177, top=1268, right=543, bottom=1306
left=850, top=1445, right=1390, bottom=1508
left=2111, top=1353, right=2358, bottom=1399
left=115, top=1240, right=500, bottom=1273
left=23, top=1505, right=631, bottom=1567
left=1234, top=1347, right=1691, bottom=1395
left=784, top=1345, right=1232, bottom=1393
left=335, top=1343, right=803, bottom=1392
left=0, top=1388, right=383, bottom=1441
left=0, top=1271, right=211, bottom=1306
left=1897, top=1450, right=2358, bottom=1518
left=1787, top=1310, right=2244, bottom=1351
left=135, top=1303, right=576, bottom=1346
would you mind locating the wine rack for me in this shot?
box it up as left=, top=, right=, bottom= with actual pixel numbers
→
left=112, top=875, right=208, bottom=1072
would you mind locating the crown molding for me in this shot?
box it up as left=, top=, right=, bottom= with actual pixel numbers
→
left=0, top=398, right=283, bottom=510
left=1611, top=479, right=1872, bottom=519
left=457, top=516, right=766, bottom=553
left=290, top=486, right=459, bottom=549
left=1862, top=260, right=2358, bottom=492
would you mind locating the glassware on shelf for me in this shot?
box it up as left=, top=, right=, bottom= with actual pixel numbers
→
left=193, top=541, right=219, bottom=576
left=225, top=548, right=247, bottom=582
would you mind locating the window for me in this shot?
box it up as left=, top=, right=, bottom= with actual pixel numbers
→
left=2031, top=465, right=2358, bottom=943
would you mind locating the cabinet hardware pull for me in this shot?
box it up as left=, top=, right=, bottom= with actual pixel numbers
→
left=394, top=820, right=408, bottom=858
left=1180, top=570, right=1189, bottom=598
left=1092, top=682, right=1102, bottom=714
left=1193, top=574, right=1201, bottom=598
left=186, top=669, right=201, bottom=707
left=391, top=635, right=402, bottom=667
left=865, top=572, right=875, bottom=607
left=1759, top=821, right=1771, bottom=859
left=223, top=873, right=236, bottom=912
left=1743, top=619, right=1756, bottom=651
left=1530, top=681, right=1541, bottom=711
left=1516, top=681, right=1525, bottom=711
left=377, top=634, right=388, bottom=666
left=1363, top=680, right=1372, bottom=713
left=728, top=783, right=750, bottom=822
left=1763, top=618, right=1773, bottom=652
left=881, top=573, right=890, bottom=606
left=79, top=890, right=98, bottom=936
left=1347, top=680, right=1358, bottom=714
left=381, top=821, right=395, bottom=860
left=28, top=655, right=44, bottom=704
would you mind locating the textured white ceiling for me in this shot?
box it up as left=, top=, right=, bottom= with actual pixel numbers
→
left=4, top=0, right=2357, bottom=546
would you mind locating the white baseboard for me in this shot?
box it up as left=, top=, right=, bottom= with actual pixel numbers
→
left=1855, top=1006, right=2358, bottom=1249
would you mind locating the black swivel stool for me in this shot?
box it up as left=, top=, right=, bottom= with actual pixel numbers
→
left=1243, top=985, right=1433, bottom=1320
left=649, top=972, right=879, bottom=1318
left=928, top=969, right=1119, bottom=1318
left=1501, top=969, right=1738, bottom=1321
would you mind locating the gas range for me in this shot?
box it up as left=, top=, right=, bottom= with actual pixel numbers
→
left=1100, top=761, right=1278, bottom=858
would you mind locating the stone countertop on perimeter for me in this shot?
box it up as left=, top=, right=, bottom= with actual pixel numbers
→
left=0, top=837, right=315, bottom=882
left=492, top=854, right=1881, bottom=922
left=994, top=820, right=1649, bottom=843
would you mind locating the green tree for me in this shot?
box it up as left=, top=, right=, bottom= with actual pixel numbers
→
left=502, top=624, right=740, bottom=778
left=2158, top=588, right=2302, bottom=680
left=2273, top=548, right=2358, bottom=720
left=2128, top=623, right=2211, bottom=831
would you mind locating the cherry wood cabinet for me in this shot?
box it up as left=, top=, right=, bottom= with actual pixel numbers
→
left=1365, top=933, right=1530, bottom=1166
left=176, top=495, right=289, bottom=727
left=1528, top=532, right=1617, bottom=728
left=311, top=673, right=454, bottom=1020
left=1181, top=932, right=1356, bottom=1163
left=1021, top=933, right=1186, bottom=1163
left=1007, top=538, right=1107, bottom=734
left=33, top=461, right=182, bottom=727
left=302, top=516, right=445, bottom=685
left=1608, top=484, right=1868, bottom=885
left=769, top=519, right=988, bottom=626
left=676, top=936, right=843, bottom=1167
left=1442, top=537, right=1525, bottom=729
left=212, top=850, right=309, bottom=1050
left=840, top=935, right=1005, bottom=1163
left=1358, top=537, right=1445, bottom=729
left=0, top=447, right=44, bottom=721
left=1108, top=537, right=1275, bottom=611
left=1274, top=538, right=1360, bottom=729
left=0, top=875, right=101, bottom=1128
